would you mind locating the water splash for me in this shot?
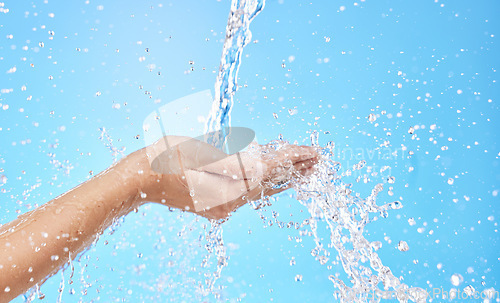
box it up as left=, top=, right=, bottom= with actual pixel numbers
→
left=205, top=0, right=265, bottom=146
left=201, top=0, right=425, bottom=301
left=290, top=137, right=427, bottom=302
left=200, top=220, right=227, bottom=297
left=98, top=127, right=126, bottom=162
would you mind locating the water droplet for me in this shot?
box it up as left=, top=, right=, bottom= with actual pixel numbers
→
left=4, top=286, right=10, bottom=293
left=408, top=126, right=414, bottom=134
left=368, top=113, right=377, bottom=122
left=371, top=241, right=382, bottom=251
left=273, top=112, right=278, bottom=119
left=397, top=241, right=409, bottom=252
left=39, top=42, right=44, bottom=47
left=95, top=91, right=101, bottom=97
left=450, top=273, right=463, bottom=286
left=447, top=178, right=454, bottom=185
left=294, top=274, right=302, bottom=282
left=51, top=255, right=59, bottom=261
left=290, top=257, right=296, bottom=266
left=48, top=75, right=53, bottom=80
left=387, top=176, right=395, bottom=184
left=408, top=218, right=416, bottom=226
left=463, top=285, right=475, bottom=296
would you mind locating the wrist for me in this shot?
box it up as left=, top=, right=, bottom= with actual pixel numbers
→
left=111, top=149, right=150, bottom=210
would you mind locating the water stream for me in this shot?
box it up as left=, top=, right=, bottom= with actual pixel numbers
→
left=202, top=0, right=266, bottom=297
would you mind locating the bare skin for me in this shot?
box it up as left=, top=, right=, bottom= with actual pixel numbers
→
left=0, top=136, right=318, bottom=302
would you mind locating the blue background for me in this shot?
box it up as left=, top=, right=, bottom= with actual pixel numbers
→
left=0, top=0, right=498, bottom=301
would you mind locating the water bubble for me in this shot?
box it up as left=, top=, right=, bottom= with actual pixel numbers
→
left=397, top=241, right=409, bottom=252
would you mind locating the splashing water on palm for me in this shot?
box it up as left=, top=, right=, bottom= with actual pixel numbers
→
left=204, top=1, right=427, bottom=301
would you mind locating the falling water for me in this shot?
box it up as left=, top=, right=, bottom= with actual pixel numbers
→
left=201, top=0, right=266, bottom=297
left=205, top=0, right=265, bottom=139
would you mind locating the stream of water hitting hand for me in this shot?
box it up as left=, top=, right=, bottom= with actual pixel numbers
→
left=202, top=0, right=266, bottom=297
left=202, top=1, right=427, bottom=302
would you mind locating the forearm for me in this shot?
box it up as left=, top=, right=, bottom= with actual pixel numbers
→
left=0, top=150, right=145, bottom=302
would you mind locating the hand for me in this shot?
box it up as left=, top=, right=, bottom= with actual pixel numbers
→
left=135, top=136, right=318, bottom=220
